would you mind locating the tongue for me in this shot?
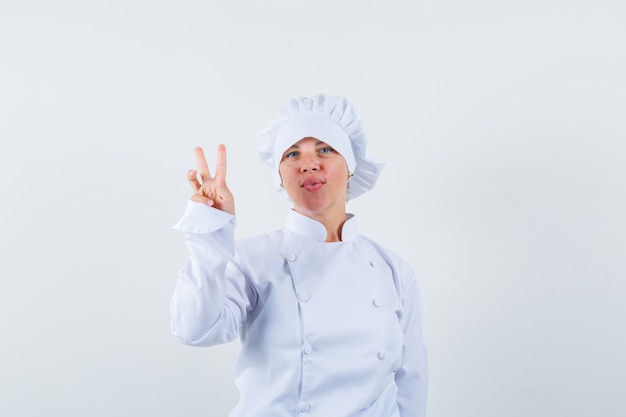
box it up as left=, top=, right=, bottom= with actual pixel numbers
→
left=303, top=181, right=323, bottom=192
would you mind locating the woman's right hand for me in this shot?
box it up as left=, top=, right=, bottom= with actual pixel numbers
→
left=188, top=144, right=235, bottom=215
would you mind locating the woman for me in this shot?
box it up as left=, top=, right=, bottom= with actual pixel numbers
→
left=171, top=94, right=428, bottom=416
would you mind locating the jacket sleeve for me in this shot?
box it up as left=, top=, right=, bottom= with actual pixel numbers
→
left=395, top=266, right=429, bottom=417
left=170, top=201, right=256, bottom=347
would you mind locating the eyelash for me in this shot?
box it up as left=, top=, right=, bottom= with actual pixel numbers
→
left=283, top=147, right=335, bottom=159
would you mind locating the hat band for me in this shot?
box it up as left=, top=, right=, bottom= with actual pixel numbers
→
left=274, top=113, right=356, bottom=172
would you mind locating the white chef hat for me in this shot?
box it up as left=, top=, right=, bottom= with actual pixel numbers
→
left=257, top=94, right=384, bottom=200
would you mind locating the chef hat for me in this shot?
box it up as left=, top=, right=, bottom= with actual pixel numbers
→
left=257, top=94, right=384, bottom=200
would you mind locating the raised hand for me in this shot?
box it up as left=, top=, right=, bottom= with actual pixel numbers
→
left=188, top=144, right=235, bottom=215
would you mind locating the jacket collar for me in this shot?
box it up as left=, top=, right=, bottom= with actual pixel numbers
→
left=283, top=210, right=358, bottom=242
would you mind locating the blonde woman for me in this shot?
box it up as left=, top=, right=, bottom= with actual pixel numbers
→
left=171, top=94, right=428, bottom=417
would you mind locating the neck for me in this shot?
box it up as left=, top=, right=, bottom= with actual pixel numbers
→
left=324, top=218, right=345, bottom=242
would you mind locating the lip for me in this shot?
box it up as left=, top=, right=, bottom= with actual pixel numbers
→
left=301, top=178, right=325, bottom=191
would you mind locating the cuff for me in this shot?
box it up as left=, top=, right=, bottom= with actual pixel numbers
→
left=172, top=201, right=235, bottom=234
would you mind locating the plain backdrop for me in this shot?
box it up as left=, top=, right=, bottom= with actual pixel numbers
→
left=1, top=1, right=625, bottom=416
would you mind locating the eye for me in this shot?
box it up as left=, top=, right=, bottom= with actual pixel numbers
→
left=319, top=147, right=335, bottom=154
left=283, top=150, right=299, bottom=159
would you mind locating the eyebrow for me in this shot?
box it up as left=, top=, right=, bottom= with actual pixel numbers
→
left=285, top=139, right=327, bottom=150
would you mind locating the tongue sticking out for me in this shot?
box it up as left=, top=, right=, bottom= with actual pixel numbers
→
left=302, top=179, right=323, bottom=192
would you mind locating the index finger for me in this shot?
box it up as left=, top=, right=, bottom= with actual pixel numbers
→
left=194, top=147, right=211, bottom=181
left=214, top=144, right=227, bottom=184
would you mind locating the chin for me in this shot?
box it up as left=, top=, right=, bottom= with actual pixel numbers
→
left=295, top=202, right=327, bottom=216
left=294, top=195, right=346, bottom=217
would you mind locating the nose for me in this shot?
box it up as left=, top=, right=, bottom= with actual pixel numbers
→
left=300, top=153, right=320, bottom=172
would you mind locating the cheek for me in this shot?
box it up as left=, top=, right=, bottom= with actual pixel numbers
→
left=279, top=164, right=296, bottom=186
left=332, top=162, right=350, bottom=180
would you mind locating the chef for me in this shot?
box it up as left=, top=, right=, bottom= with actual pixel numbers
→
left=171, top=94, right=428, bottom=416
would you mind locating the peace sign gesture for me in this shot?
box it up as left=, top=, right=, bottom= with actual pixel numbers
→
left=188, top=145, right=235, bottom=215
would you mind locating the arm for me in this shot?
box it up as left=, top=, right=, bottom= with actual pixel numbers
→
left=170, top=146, right=254, bottom=346
left=395, top=270, right=429, bottom=417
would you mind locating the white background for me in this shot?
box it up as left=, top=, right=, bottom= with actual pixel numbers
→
left=1, top=1, right=625, bottom=416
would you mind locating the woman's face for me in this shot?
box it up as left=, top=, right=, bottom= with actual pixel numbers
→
left=279, top=137, right=350, bottom=220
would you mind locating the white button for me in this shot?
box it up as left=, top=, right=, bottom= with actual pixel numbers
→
left=299, top=401, right=311, bottom=412
left=303, top=344, right=312, bottom=355
left=285, top=252, right=296, bottom=262
left=298, top=292, right=311, bottom=302
left=372, top=297, right=383, bottom=307
left=377, top=350, right=388, bottom=360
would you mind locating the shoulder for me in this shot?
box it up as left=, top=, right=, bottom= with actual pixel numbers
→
left=233, top=230, right=286, bottom=270
left=359, top=235, right=411, bottom=268
left=235, top=229, right=286, bottom=257
left=358, top=235, right=418, bottom=293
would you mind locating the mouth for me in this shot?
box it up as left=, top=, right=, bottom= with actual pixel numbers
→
left=301, top=178, right=325, bottom=192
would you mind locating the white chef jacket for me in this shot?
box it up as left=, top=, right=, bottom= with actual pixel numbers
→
left=171, top=201, right=428, bottom=417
